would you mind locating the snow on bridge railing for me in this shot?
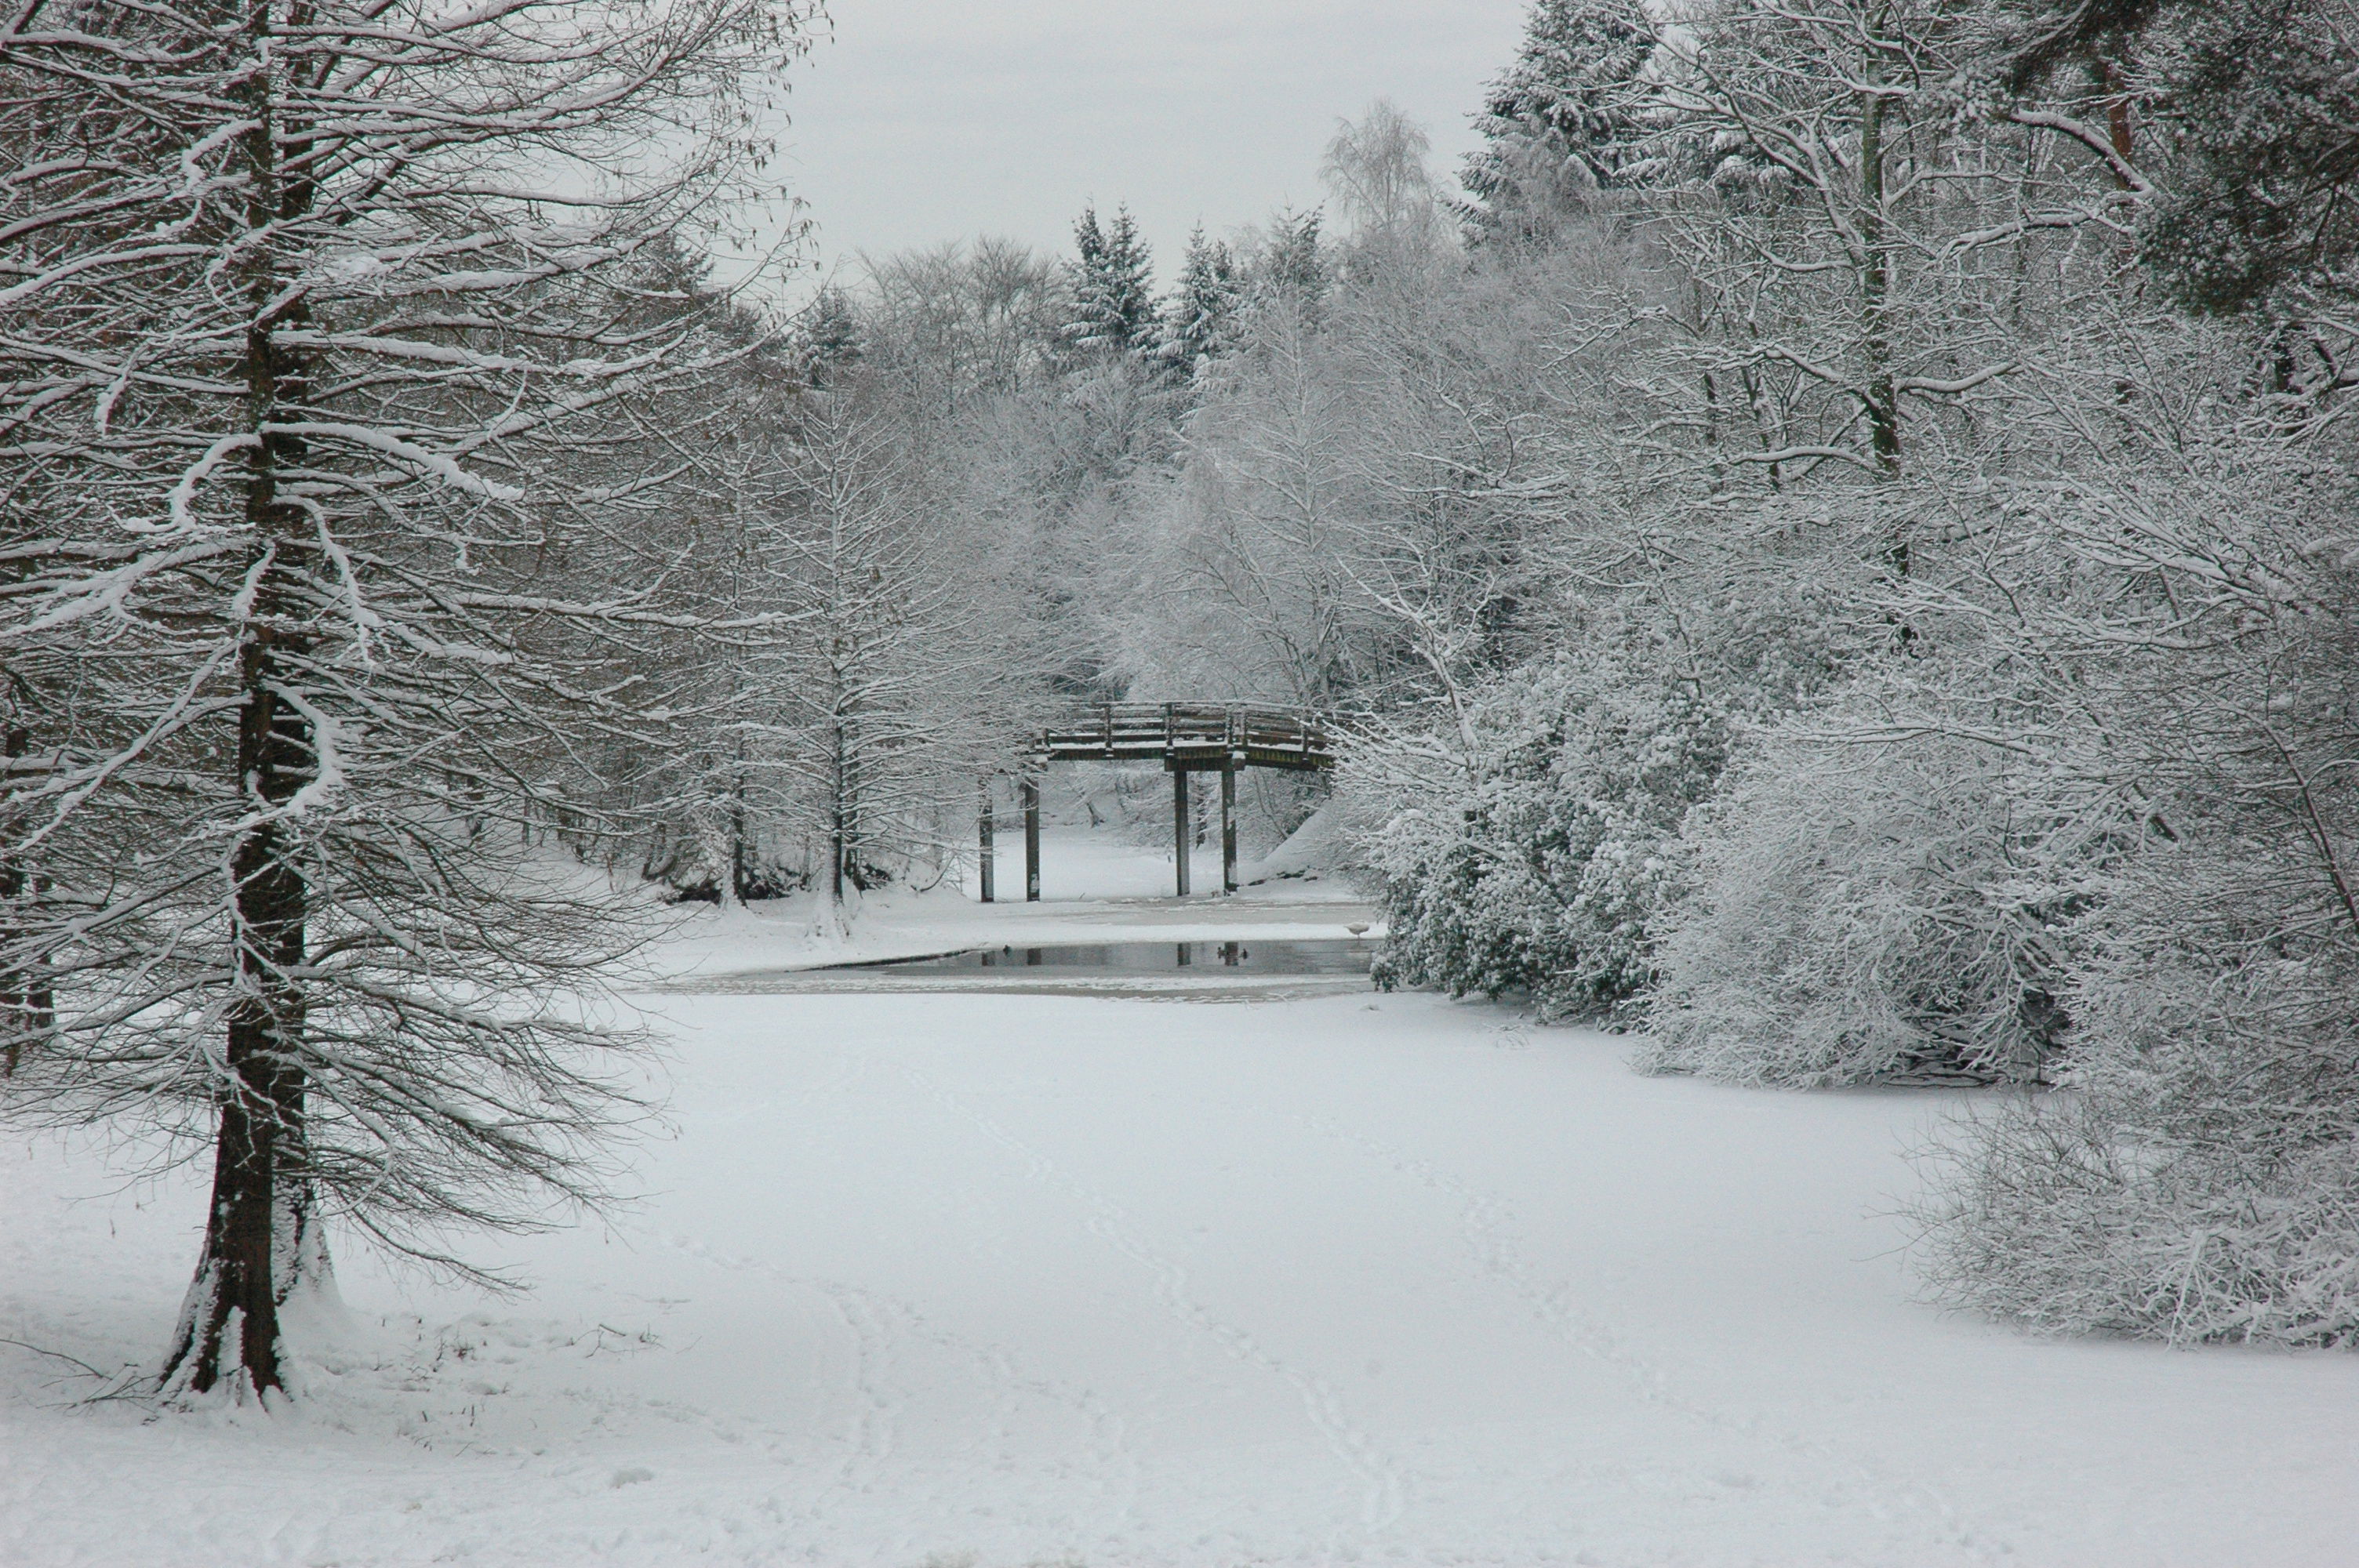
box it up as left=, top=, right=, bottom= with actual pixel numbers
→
left=1034, top=702, right=1339, bottom=769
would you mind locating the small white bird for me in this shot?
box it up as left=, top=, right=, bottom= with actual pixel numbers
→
left=1347, top=923, right=1369, bottom=937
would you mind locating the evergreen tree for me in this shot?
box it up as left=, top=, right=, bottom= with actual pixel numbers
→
left=1158, top=226, right=1241, bottom=379
left=2133, top=0, right=2359, bottom=318
left=801, top=286, right=867, bottom=388
left=1257, top=206, right=1328, bottom=314
left=1459, top=0, right=1654, bottom=244
left=1067, top=203, right=1157, bottom=358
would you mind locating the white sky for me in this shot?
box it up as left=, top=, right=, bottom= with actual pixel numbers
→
left=761, top=0, right=1529, bottom=293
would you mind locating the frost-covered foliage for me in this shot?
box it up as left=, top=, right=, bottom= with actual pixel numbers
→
left=1641, top=703, right=2087, bottom=1087
left=1909, top=462, right=2359, bottom=1343
left=1459, top=0, right=1655, bottom=242
left=1917, top=939, right=2359, bottom=1347
left=1352, top=659, right=1731, bottom=1019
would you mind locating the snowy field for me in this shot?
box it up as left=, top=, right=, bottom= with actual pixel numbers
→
left=5, top=841, right=2358, bottom=1566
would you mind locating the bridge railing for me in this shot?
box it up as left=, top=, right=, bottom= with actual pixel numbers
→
left=1037, top=702, right=1335, bottom=766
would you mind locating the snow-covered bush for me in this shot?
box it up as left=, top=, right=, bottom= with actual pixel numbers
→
left=1349, top=657, right=1731, bottom=1019
left=1912, top=508, right=2359, bottom=1343
left=1916, top=851, right=2359, bottom=1345
left=1639, top=699, right=2089, bottom=1086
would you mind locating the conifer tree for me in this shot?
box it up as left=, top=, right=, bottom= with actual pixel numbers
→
left=801, top=287, right=867, bottom=388
left=1067, top=204, right=1157, bottom=358
left=1459, top=0, right=1655, bottom=244
left=0, top=0, right=805, bottom=1400
left=1158, top=226, right=1241, bottom=379
left=1257, top=207, right=1329, bottom=314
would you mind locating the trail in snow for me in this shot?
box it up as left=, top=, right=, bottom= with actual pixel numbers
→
left=902, top=1058, right=1408, bottom=1539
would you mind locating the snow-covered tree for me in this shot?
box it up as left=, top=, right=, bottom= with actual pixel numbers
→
left=1354, top=655, right=1732, bottom=1021
left=0, top=0, right=809, bottom=1399
left=800, top=286, right=868, bottom=388
left=1459, top=0, right=1655, bottom=245
left=1252, top=206, right=1329, bottom=316
left=1067, top=204, right=1158, bottom=359
left=2132, top=0, right=2359, bottom=319
left=1907, top=419, right=2359, bottom=1343
left=1157, top=226, right=1241, bottom=380
left=858, top=238, right=1067, bottom=423
left=743, top=396, right=1026, bottom=931
left=1324, top=99, right=1441, bottom=246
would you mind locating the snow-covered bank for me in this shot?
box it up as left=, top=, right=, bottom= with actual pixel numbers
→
left=5, top=988, right=2357, bottom=1566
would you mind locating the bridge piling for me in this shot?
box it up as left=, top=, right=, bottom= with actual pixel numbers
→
left=1172, top=771, right=1191, bottom=897
left=1022, top=776, right=1041, bottom=902
left=1221, top=764, right=1238, bottom=894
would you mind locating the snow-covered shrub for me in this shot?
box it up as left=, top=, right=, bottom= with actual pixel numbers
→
left=1348, top=657, right=1731, bottom=1019
left=1916, top=857, right=2359, bottom=1345
left=1912, top=513, right=2359, bottom=1343
left=1640, top=691, right=2090, bottom=1087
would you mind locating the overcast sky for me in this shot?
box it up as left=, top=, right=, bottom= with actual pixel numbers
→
left=763, top=0, right=1529, bottom=292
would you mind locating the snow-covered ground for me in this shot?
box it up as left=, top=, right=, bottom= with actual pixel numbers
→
left=5, top=839, right=2358, bottom=1566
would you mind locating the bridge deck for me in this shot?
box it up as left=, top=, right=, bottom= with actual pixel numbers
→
left=1036, top=702, right=1334, bottom=772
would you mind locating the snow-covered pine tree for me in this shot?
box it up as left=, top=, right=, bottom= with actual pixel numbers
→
left=801, top=287, right=868, bottom=389
left=1067, top=204, right=1158, bottom=359
left=1459, top=0, right=1654, bottom=245
left=0, top=0, right=808, bottom=1399
left=1158, top=227, right=1241, bottom=379
left=1256, top=207, right=1329, bottom=314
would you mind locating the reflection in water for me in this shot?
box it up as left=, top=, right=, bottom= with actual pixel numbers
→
left=860, top=938, right=1373, bottom=976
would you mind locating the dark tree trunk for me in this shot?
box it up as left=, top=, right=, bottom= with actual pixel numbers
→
left=162, top=4, right=322, bottom=1396
left=1856, top=43, right=1912, bottom=608
left=161, top=622, right=314, bottom=1398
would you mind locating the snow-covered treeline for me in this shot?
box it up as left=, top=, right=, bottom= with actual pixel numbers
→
left=1309, top=0, right=2359, bottom=1348
left=780, top=0, right=2359, bottom=1346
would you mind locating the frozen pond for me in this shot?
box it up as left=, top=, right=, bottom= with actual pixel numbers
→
left=663, top=936, right=1379, bottom=999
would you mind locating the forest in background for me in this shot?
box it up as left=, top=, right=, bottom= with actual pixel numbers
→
left=7, top=0, right=2359, bottom=1399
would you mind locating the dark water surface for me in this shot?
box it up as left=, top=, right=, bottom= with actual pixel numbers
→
left=833, top=938, right=1375, bottom=976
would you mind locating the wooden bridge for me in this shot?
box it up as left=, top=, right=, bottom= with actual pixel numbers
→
left=983, top=703, right=1337, bottom=902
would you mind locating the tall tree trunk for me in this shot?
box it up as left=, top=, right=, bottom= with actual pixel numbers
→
left=2101, top=58, right=2135, bottom=187
left=162, top=0, right=322, bottom=1396
left=830, top=715, right=849, bottom=906
left=162, top=608, right=316, bottom=1397
left=1858, top=59, right=1899, bottom=483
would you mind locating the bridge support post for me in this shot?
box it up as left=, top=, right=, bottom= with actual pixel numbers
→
left=977, top=779, right=995, bottom=903
left=1221, top=763, right=1238, bottom=895
left=1172, top=771, right=1191, bottom=898
left=1022, top=775, right=1041, bottom=902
